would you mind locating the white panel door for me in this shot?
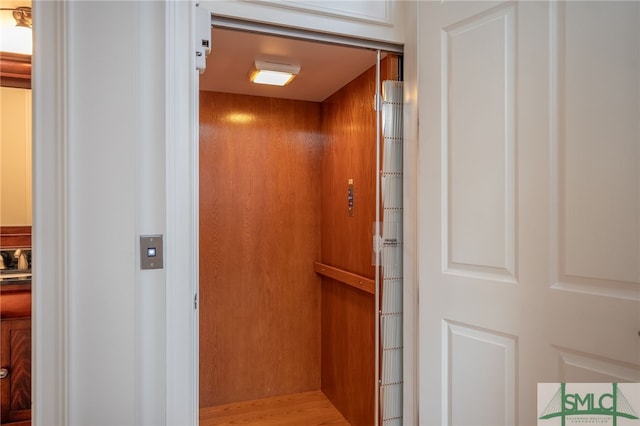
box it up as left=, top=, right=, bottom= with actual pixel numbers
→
left=418, top=1, right=640, bottom=425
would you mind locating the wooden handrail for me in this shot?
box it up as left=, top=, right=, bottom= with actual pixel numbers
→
left=313, top=262, right=375, bottom=295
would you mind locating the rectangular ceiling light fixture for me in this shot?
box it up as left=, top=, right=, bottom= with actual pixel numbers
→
left=248, top=60, right=300, bottom=86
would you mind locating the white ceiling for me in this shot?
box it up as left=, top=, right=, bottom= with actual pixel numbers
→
left=199, top=28, right=379, bottom=102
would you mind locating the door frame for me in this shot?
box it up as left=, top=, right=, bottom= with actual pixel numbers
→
left=175, top=2, right=419, bottom=424
left=32, top=1, right=418, bottom=424
left=201, top=15, right=417, bottom=424
left=32, top=1, right=200, bottom=424
left=32, top=1, right=69, bottom=423
left=164, top=1, right=200, bottom=424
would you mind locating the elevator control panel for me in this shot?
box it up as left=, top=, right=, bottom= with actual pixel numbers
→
left=348, top=179, right=354, bottom=216
left=140, top=235, right=163, bottom=270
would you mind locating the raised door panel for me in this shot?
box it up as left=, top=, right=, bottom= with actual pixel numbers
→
left=442, top=4, right=516, bottom=283
left=202, top=0, right=405, bottom=45
left=443, top=321, right=517, bottom=425
left=550, top=1, right=640, bottom=300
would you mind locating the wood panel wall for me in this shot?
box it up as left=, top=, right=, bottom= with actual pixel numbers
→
left=199, top=92, right=323, bottom=407
left=320, top=55, right=399, bottom=426
left=320, top=69, right=377, bottom=278
left=199, top=55, right=400, bottom=422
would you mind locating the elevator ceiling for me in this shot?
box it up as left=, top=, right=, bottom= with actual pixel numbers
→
left=199, top=28, right=380, bottom=102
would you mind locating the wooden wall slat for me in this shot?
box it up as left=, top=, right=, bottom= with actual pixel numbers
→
left=320, top=56, right=399, bottom=426
left=320, top=64, right=378, bottom=279
left=320, top=62, right=377, bottom=426
left=199, top=92, right=322, bottom=407
left=321, top=277, right=375, bottom=426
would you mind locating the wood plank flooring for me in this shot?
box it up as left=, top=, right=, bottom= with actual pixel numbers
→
left=200, top=390, right=351, bottom=426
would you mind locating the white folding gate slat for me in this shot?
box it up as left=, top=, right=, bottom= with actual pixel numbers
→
left=380, top=80, right=404, bottom=426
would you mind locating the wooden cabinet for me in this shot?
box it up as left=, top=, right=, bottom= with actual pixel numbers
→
left=1, top=318, right=31, bottom=425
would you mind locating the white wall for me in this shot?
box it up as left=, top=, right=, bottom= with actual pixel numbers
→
left=34, top=1, right=169, bottom=424
left=33, top=1, right=411, bottom=424
left=204, top=0, right=405, bottom=44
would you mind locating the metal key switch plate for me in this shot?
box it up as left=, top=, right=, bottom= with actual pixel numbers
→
left=140, top=235, right=163, bottom=270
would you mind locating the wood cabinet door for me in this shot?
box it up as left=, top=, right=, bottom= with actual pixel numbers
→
left=1, top=318, right=31, bottom=424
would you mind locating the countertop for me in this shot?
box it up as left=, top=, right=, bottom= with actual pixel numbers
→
left=0, top=271, right=32, bottom=287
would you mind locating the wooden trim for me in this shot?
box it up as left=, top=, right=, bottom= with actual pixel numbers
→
left=0, top=283, right=31, bottom=294
left=0, top=226, right=32, bottom=248
left=32, top=1, right=69, bottom=424
left=164, top=2, right=199, bottom=424
left=314, top=262, right=375, bottom=295
left=0, top=52, right=31, bottom=89
left=0, top=226, right=31, bottom=235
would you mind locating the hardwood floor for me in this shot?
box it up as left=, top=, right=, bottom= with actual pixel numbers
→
left=200, top=390, right=350, bottom=426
